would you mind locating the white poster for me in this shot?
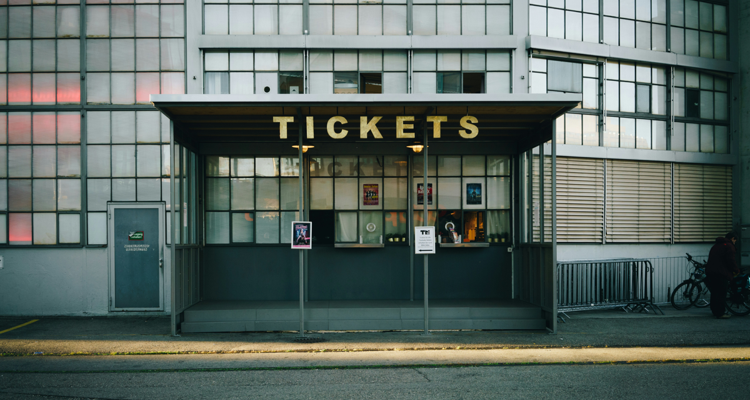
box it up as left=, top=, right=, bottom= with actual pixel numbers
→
left=414, top=226, right=436, bottom=254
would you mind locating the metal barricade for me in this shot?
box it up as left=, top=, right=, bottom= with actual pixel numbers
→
left=557, top=258, right=663, bottom=321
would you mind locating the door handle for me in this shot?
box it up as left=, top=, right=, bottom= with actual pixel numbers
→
left=159, top=258, right=164, bottom=268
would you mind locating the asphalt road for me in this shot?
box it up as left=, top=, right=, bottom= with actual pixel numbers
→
left=1, top=361, right=749, bottom=399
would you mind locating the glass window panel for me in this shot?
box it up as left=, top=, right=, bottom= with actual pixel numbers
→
left=699, top=31, right=713, bottom=58
left=715, top=92, right=728, bottom=121
left=230, top=178, right=255, bottom=210
left=161, top=5, right=184, bottom=37
left=86, top=73, right=110, bottom=104
left=485, top=72, right=509, bottom=93
left=33, top=6, right=56, bottom=38
left=671, top=27, right=684, bottom=54
left=134, top=4, right=159, bottom=37
left=111, top=73, right=135, bottom=104
left=9, top=179, right=32, bottom=211
left=652, top=120, right=667, bottom=150
left=461, top=6, right=485, bottom=35
left=700, top=124, right=714, bottom=153
left=582, top=78, right=597, bottom=109
left=486, top=5, right=510, bottom=35
left=229, top=5, right=252, bottom=35
left=547, top=8, right=564, bottom=39
left=229, top=213, right=253, bottom=243
left=334, top=51, right=357, bottom=71
left=86, top=6, right=109, bottom=37
left=9, top=112, right=32, bottom=144
left=714, top=34, right=727, bottom=60
left=87, top=112, right=110, bottom=144
left=87, top=179, right=110, bottom=211
left=111, top=145, right=135, bottom=177
left=280, top=178, right=300, bottom=210
left=0, top=149, right=5, bottom=178
left=32, top=113, right=55, bottom=144
left=206, top=178, right=230, bottom=210
left=32, top=213, right=56, bottom=245
left=462, top=51, right=485, bottom=71
left=256, top=178, right=279, bottom=210
left=87, top=212, right=107, bottom=245
left=333, top=156, right=356, bottom=177
left=206, top=212, right=229, bottom=244
left=699, top=91, right=713, bottom=120
left=204, top=72, right=229, bottom=94
left=412, top=155, right=436, bottom=177
left=699, top=2, right=712, bottom=31
left=58, top=214, right=79, bottom=244
left=254, top=5, right=278, bottom=34
left=229, top=72, right=254, bottom=95
left=670, top=0, right=684, bottom=26
left=136, top=178, right=160, bottom=201
left=651, top=24, right=666, bottom=51
left=635, top=0, right=650, bottom=21
left=32, top=146, right=55, bottom=177
left=672, top=121, right=685, bottom=151
left=358, top=211, right=382, bottom=244
left=280, top=51, right=303, bottom=71
left=604, top=116, right=619, bottom=147
left=33, top=179, right=56, bottom=211
left=384, top=177, right=407, bottom=209
left=9, top=146, right=32, bottom=177
left=280, top=211, right=299, bottom=245
left=358, top=51, right=382, bottom=72
left=636, top=118, right=651, bottom=149
left=635, top=64, right=650, bottom=83
left=564, top=113, right=582, bottom=145
left=32, top=40, right=55, bottom=71
left=255, top=211, right=279, bottom=244
left=636, top=84, right=650, bottom=113
left=603, top=17, right=618, bottom=45
left=8, top=213, right=32, bottom=245
left=714, top=4, right=727, bottom=33
left=462, top=156, right=485, bottom=176
left=437, top=156, right=460, bottom=176
left=619, top=0, right=634, bottom=19
left=685, top=123, right=699, bottom=152
left=32, top=73, right=56, bottom=105
left=356, top=156, right=381, bottom=177
left=413, top=72, right=436, bottom=94
left=436, top=51, right=460, bottom=72
left=674, top=87, right=685, bottom=117
left=620, top=19, right=635, bottom=48
left=255, top=51, right=279, bottom=71
left=413, top=5, right=436, bottom=35
left=486, top=155, right=509, bottom=176
left=413, top=50, right=436, bottom=71
left=112, top=112, right=135, bottom=143
left=685, top=0, right=699, bottom=29
left=334, top=177, right=357, bottom=210
left=619, top=118, right=635, bottom=148
left=383, top=5, right=407, bottom=35
left=334, top=5, right=356, bottom=35
left=581, top=12, right=599, bottom=43
left=112, top=178, right=135, bottom=201
left=686, top=70, right=699, bottom=88
left=566, top=11, right=582, bottom=41
left=582, top=114, right=598, bottom=146
left=310, top=50, right=333, bottom=71
left=620, top=82, right=635, bottom=112
left=529, top=6, right=546, bottom=37
left=335, top=211, right=357, bottom=242
left=358, top=5, right=382, bottom=35
left=205, top=52, right=228, bottom=71
left=278, top=5, right=303, bottom=35
left=136, top=145, right=160, bottom=177
left=229, top=157, right=252, bottom=177
left=255, top=158, right=278, bottom=177
left=57, top=113, right=80, bottom=144
left=58, top=179, right=80, bottom=210
left=309, top=5, right=333, bottom=35
left=9, top=6, right=32, bottom=38
left=111, top=5, right=135, bottom=37
left=57, top=146, right=80, bottom=177
left=715, top=125, right=728, bottom=154
left=548, top=60, right=582, bottom=93
left=310, top=72, right=333, bottom=94
left=136, top=39, right=159, bottom=71
left=685, top=29, right=699, bottom=56
left=310, top=178, right=333, bottom=209
left=652, top=85, right=667, bottom=115
left=621, top=63, right=635, bottom=82
left=135, top=72, right=160, bottom=104
left=437, top=177, right=460, bottom=209
left=383, top=72, right=407, bottom=93
left=135, top=111, right=160, bottom=143
left=487, top=177, right=510, bottom=209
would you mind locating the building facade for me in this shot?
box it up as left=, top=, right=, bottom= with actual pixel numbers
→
left=0, top=0, right=746, bottom=332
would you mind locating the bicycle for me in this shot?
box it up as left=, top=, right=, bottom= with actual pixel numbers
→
left=725, top=274, right=750, bottom=316
left=670, top=253, right=710, bottom=310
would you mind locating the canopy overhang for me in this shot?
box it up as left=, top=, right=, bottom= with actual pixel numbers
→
left=150, top=93, right=581, bottom=154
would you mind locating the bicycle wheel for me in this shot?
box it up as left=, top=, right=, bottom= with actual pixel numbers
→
left=671, top=281, right=698, bottom=310
left=725, top=290, right=750, bottom=316
left=692, top=282, right=711, bottom=308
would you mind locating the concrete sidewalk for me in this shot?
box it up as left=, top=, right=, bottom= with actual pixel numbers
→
left=1, top=306, right=749, bottom=357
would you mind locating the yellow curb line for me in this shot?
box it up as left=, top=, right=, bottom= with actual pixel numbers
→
left=0, top=319, right=39, bottom=335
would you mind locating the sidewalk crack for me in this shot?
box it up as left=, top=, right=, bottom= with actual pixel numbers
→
left=414, top=368, right=431, bottom=382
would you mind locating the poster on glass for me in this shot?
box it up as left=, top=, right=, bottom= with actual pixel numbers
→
left=291, top=221, right=312, bottom=249
left=417, top=183, right=433, bottom=205
left=363, top=184, right=379, bottom=206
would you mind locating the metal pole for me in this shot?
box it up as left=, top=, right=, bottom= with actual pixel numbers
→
left=169, top=120, right=178, bottom=337
left=422, top=124, right=430, bottom=335
left=298, top=113, right=305, bottom=337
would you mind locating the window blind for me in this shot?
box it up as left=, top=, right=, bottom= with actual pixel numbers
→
left=674, top=163, right=732, bottom=242
left=556, top=157, right=604, bottom=243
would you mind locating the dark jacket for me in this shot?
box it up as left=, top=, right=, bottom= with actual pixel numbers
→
left=706, top=237, right=739, bottom=280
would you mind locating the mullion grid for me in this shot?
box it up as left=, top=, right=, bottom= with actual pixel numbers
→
left=3, top=4, right=82, bottom=106
left=331, top=50, right=384, bottom=95
left=672, top=67, right=729, bottom=153
left=205, top=50, right=303, bottom=95
left=203, top=0, right=299, bottom=35
left=2, top=111, right=82, bottom=246
left=669, top=0, right=728, bottom=60
left=532, top=0, right=599, bottom=41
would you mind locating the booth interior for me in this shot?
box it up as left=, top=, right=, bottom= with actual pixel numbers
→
left=151, top=94, right=579, bottom=333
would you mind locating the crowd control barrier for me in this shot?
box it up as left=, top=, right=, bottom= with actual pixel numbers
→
left=557, top=258, right=663, bottom=321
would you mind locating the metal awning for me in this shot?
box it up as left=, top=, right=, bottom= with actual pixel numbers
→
left=150, top=93, right=581, bottom=152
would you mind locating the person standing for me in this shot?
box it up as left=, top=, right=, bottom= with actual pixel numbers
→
left=705, top=232, right=740, bottom=319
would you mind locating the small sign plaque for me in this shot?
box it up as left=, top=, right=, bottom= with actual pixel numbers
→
left=291, top=221, right=312, bottom=249
left=128, top=231, right=144, bottom=241
left=414, top=226, right=436, bottom=254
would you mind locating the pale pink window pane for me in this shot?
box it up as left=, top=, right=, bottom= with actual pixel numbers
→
left=57, top=73, right=80, bottom=104
left=136, top=72, right=160, bottom=104
left=8, top=74, right=31, bottom=105
left=32, top=112, right=56, bottom=143
left=0, top=113, right=6, bottom=144
left=9, top=213, right=32, bottom=245
left=8, top=112, right=31, bottom=144
left=32, top=73, right=55, bottom=105
left=57, top=112, right=81, bottom=144
left=57, top=146, right=81, bottom=177
left=0, top=74, right=7, bottom=105
left=86, top=0, right=108, bottom=4
left=161, top=73, right=184, bottom=95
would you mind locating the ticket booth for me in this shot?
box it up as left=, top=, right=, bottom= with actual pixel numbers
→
left=152, top=93, right=579, bottom=334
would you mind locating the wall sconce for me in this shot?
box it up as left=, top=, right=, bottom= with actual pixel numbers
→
left=292, top=145, right=314, bottom=153
left=406, top=140, right=425, bottom=153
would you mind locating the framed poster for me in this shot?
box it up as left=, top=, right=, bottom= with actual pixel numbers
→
left=417, top=183, right=433, bottom=205
left=463, top=178, right=485, bottom=209
left=363, top=184, right=379, bottom=205
left=360, top=178, right=383, bottom=210
left=291, top=221, right=312, bottom=249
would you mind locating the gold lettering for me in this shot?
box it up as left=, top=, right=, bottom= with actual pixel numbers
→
left=426, top=116, right=447, bottom=138
left=360, top=116, right=383, bottom=139
left=306, top=116, right=315, bottom=139
left=327, top=116, right=348, bottom=139
left=396, top=116, right=415, bottom=138
left=273, top=116, right=294, bottom=139
left=459, top=116, right=479, bottom=139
